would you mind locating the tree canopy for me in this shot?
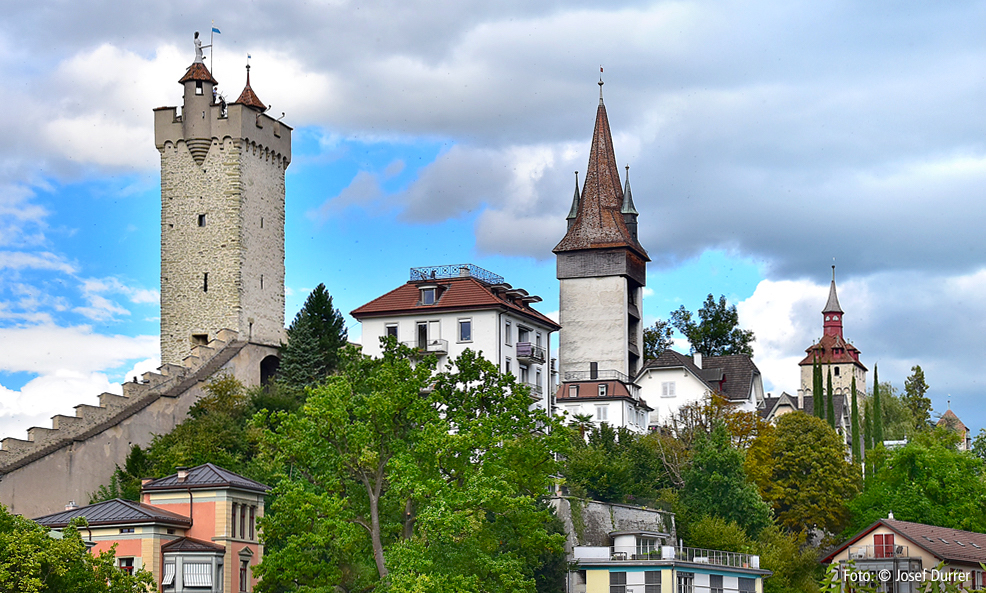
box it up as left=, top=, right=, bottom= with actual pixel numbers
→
left=680, top=421, right=772, bottom=538
left=746, top=412, right=860, bottom=539
left=0, top=508, right=154, bottom=593
left=670, top=294, right=755, bottom=357
left=642, top=319, right=674, bottom=360
left=253, top=344, right=569, bottom=593
left=845, top=429, right=986, bottom=536
left=277, top=283, right=348, bottom=389
left=902, top=365, right=932, bottom=431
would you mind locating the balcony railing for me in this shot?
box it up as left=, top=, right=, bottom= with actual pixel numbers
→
left=410, top=264, right=504, bottom=285
left=521, top=381, right=543, bottom=398
left=848, top=544, right=910, bottom=559
left=516, top=342, right=546, bottom=364
left=588, top=545, right=759, bottom=569
left=563, top=369, right=632, bottom=384
left=402, top=339, right=448, bottom=355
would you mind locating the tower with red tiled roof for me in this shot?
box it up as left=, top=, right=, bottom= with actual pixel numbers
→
left=154, top=43, right=292, bottom=366
left=797, top=267, right=867, bottom=427
left=552, top=80, right=652, bottom=433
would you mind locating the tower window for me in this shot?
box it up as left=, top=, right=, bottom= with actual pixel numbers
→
left=195, top=81, right=203, bottom=95
left=260, top=275, right=264, bottom=289
left=191, top=334, right=208, bottom=346
left=198, top=214, right=206, bottom=227
left=834, top=367, right=840, bottom=376
left=260, top=217, right=264, bottom=228
left=203, top=272, right=208, bottom=292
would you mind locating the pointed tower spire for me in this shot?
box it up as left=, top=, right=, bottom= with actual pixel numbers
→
left=553, top=80, right=647, bottom=259
left=823, top=264, right=844, bottom=338
left=622, top=164, right=639, bottom=241
left=567, top=171, right=581, bottom=230
left=233, top=63, right=266, bottom=110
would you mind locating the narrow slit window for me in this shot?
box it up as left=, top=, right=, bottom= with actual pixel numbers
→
left=260, top=217, right=264, bottom=228
left=198, top=214, right=206, bottom=227
left=260, top=275, right=264, bottom=289
left=203, top=272, right=208, bottom=292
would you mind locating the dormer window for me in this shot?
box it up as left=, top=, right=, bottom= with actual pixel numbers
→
left=420, top=287, right=436, bottom=305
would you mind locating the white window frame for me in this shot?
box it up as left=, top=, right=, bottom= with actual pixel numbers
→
left=598, top=383, right=608, bottom=397
left=595, top=404, right=608, bottom=422
left=385, top=324, right=398, bottom=340
left=420, top=286, right=436, bottom=305
left=661, top=381, right=676, bottom=398
left=505, top=320, right=512, bottom=345
left=457, top=318, right=472, bottom=343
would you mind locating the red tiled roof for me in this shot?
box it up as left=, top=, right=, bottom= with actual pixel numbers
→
left=178, top=62, right=218, bottom=85
left=798, top=333, right=867, bottom=369
left=351, top=276, right=560, bottom=330
left=937, top=409, right=969, bottom=432
left=232, top=67, right=266, bottom=110
left=553, top=97, right=648, bottom=261
left=824, top=519, right=986, bottom=565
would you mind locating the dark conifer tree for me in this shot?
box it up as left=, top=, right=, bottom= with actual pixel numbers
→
left=850, top=375, right=861, bottom=463
left=813, top=358, right=823, bottom=418
left=826, top=368, right=836, bottom=429
left=872, top=364, right=884, bottom=447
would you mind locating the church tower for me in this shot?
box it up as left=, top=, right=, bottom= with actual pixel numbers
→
left=553, top=80, right=650, bottom=410
left=154, top=42, right=291, bottom=365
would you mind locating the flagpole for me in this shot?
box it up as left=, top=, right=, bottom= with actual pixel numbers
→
left=210, top=20, right=215, bottom=74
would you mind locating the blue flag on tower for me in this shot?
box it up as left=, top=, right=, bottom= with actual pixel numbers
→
left=212, top=27, right=221, bottom=34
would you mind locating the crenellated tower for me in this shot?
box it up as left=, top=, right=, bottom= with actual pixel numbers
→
left=154, top=48, right=291, bottom=365
left=553, top=81, right=652, bottom=432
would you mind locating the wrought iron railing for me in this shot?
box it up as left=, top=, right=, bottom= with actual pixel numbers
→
left=410, top=264, right=504, bottom=285
left=516, top=342, right=546, bottom=363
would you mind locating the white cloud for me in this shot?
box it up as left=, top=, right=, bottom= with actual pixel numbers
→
left=0, top=325, right=157, bottom=375
left=0, top=251, right=76, bottom=273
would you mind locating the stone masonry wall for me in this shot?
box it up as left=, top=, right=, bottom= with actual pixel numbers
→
left=551, top=497, right=676, bottom=556
left=559, top=275, right=630, bottom=377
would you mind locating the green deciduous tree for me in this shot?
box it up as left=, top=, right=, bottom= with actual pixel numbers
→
left=973, top=429, right=986, bottom=463
left=845, top=429, right=986, bottom=535
left=746, top=412, right=860, bottom=540
left=564, top=425, right=670, bottom=506
left=902, top=365, right=932, bottom=431
left=681, top=422, right=771, bottom=538
left=254, top=344, right=568, bottom=593
left=643, top=319, right=674, bottom=360
left=670, top=294, right=755, bottom=357
left=0, top=508, right=154, bottom=592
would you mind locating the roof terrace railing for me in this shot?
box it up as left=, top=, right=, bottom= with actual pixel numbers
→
left=410, top=264, right=504, bottom=285
left=563, top=369, right=633, bottom=384
left=848, top=544, right=910, bottom=559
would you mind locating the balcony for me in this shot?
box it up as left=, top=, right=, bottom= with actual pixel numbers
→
left=575, top=545, right=760, bottom=569
left=403, top=339, right=448, bottom=355
left=521, top=381, right=543, bottom=399
left=410, top=264, right=504, bottom=285
left=516, top=342, right=546, bottom=365
left=848, top=544, right=910, bottom=559
left=563, top=369, right=632, bottom=383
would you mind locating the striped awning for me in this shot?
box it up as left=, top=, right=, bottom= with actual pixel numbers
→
left=162, top=563, right=175, bottom=586
left=183, top=563, right=212, bottom=587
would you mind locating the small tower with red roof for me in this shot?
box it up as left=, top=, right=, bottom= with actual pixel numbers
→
left=797, top=266, right=867, bottom=428
left=154, top=40, right=292, bottom=366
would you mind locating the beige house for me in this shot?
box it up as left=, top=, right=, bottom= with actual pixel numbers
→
left=823, top=517, right=986, bottom=593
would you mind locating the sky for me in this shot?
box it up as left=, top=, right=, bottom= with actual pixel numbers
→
left=1, top=1, right=984, bottom=438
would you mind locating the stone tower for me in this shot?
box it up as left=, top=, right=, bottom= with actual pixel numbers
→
left=553, top=81, right=650, bottom=385
left=798, top=266, right=867, bottom=401
left=154, top=48, right=291, bottom=366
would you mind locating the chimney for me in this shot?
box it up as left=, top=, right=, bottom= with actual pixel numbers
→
left=693, top=352, right=702, bottom=369
left=459, top=265, right=471, bottom=277
left=176, top=467, right=189, bottom=483
left=65, top=501, right=77, bottom=511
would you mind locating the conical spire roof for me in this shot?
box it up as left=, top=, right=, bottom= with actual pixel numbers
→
left=621, top=165, right=638, bottom=215
left=566, top=172, right=581, bottom=220
left=178, top=62, right=218, bottom=85
left=553, top=84, right=647, bottom=260
left=823, top=265, right=843, bottom=313
left=232, top=65, right=266, bottom=110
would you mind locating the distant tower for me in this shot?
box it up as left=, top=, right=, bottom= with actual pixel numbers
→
left=798, top=266, right=867, bottom=419
left=554, top=80, right=650, bottom=385
left=154, top=43, right=291, bottom=365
